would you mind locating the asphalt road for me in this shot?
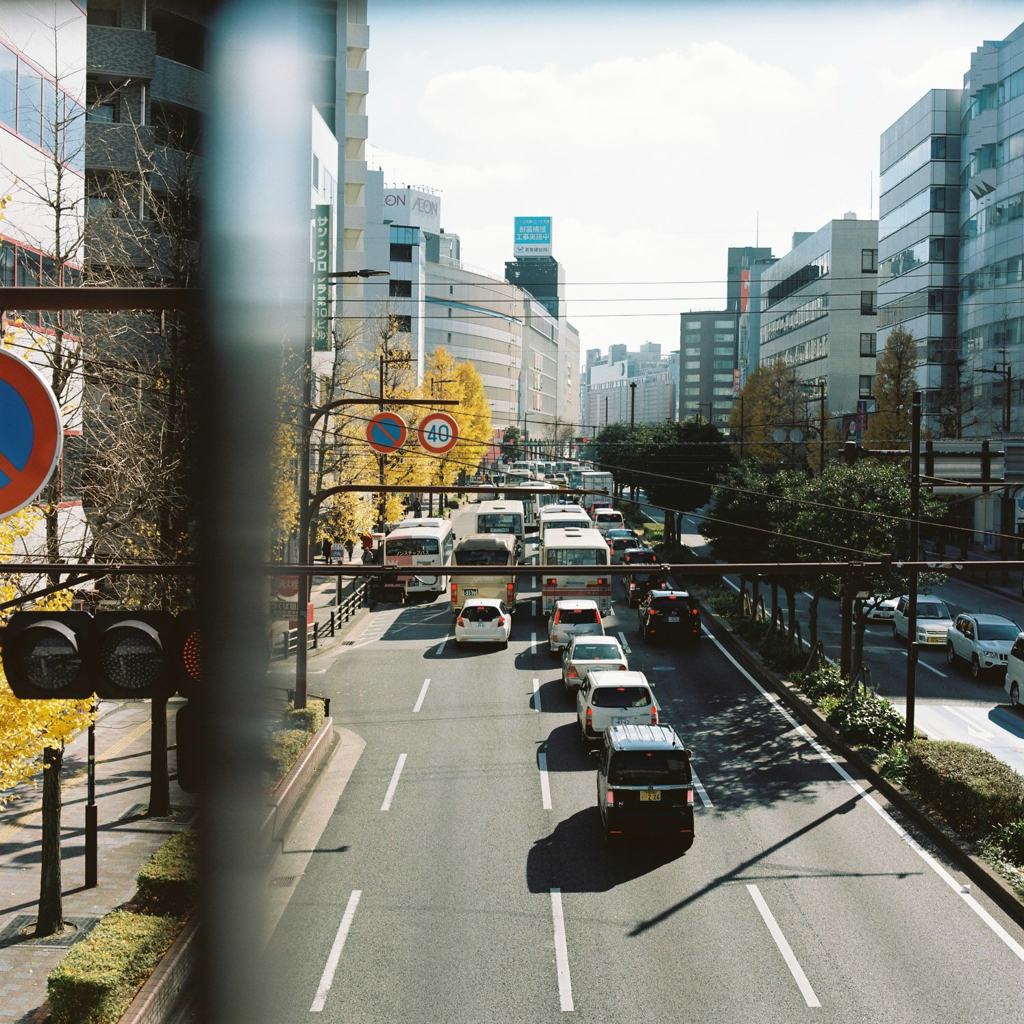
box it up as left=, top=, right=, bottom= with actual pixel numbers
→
left=259, top=510, right=1024, bottom=1022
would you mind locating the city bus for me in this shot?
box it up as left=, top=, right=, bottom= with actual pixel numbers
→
left=382, top=520, right=455, bottom=596
left=579, top=470, right=614, bottom=499
left=538, top=505, right=592, bottom=538
left=540, top=527, right=612, bottom=615
left=474, top=500, right=525, bottom=560
left=450, top=534, right=519, bottom=613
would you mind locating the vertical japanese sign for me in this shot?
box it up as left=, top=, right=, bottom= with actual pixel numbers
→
left=313, top=204, right=331, bottom=352
left=856, top=398, right=868, bottom=445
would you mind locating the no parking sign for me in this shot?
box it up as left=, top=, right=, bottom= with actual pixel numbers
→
left=0, top=351, right=63, bottom=518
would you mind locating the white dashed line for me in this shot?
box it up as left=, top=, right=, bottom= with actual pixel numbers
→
left=380, top=754, right=407, bottom=812
left=691, top=768, right=713, bottom=808
left=412, top=677, right=431, bottom=713
left=747, top=885, right=820, bottom=1008
left=533, top=677, right=542, bottom=712
left=617, top=631, right=632, bottom=654
left=310, top=890, right=362, bottom=1013
left=899, top=650, right=947, bottom=677
left=538, top=752, right=552, bottom=809
left=550, top=889, right=574, bottom=1011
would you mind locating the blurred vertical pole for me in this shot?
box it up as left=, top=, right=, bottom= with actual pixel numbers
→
left=202, top=5, right=313, bottom=1023
left=905, top=392, right=922, bottom=742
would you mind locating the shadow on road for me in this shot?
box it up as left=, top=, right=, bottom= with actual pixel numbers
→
left=539, top=722, right=593, bottom=774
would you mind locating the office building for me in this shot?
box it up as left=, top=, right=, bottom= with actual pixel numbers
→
left=583, top=351, right=677, bottom=428
left=679, top=311, right=739, bottom=428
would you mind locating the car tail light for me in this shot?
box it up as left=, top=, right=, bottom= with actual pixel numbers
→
left=651, top=707, right=658, bottom=724
left=606, top=790, right=615, bottom=806
left=507, top=582, right=514, bottom=603
left=596, top=611, right=603, bottom=625
left=618, top=664, right=627, bottom=671
left=457, top=617, right=465, bottom=627
left=629, top=581, right=636, bottom=589
left=451, top=582, right=457, bottom=604
left=687, top=789, right=694, bottom=805
left=586, top=706, right=592, bottom=725
left=568, top=666, right=579, bottom=678
left=497, top=616, right=506, bottom=627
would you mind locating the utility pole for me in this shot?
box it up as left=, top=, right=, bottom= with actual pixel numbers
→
left=429, top=376, right=455, bottom=515
left=629, top=381, right=637, bottom=431
left=905, top=391, right=922, bottom=741
left=378, top=350, right=412, bottom=535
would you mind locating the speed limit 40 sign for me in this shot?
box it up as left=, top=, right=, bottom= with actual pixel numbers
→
left=418, top=412, right=459, bottom=454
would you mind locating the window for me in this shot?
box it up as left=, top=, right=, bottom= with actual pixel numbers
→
left=929, top=187, right=947, bottom=212
left=311, top=153, right=319, bottom=190
left=18, top=64, right=41, bottom=144
left=0, top=245, right=13, bottom=287
left=685, top=320, right=701, bottom=329
left=861, top=248, right=878, bottom=273
left=713, top=346, right=732, bottom=356
left=685, top=360, right=699, bottom=369
left=860, top=333, right=876, bottom=357
left=685, top=333, right=701, bottom=344
left=389, top=279, right=412, bottom=298
left=684, top=387, right=700, bottom=396
left=88, top=2, right=122, bottom=25
left=0, top=46, right=15, bottom=130
left=393, top=314, right=412, bottom=333
left=859, top=375, right=873, bottom=398
left=714, top=320, right=734, bottom=329
left=64, top=97, right=85, bottom=172
left=713, top=373, right=732, bottom=383
left=390, top=243, right=412, bottom=262
left=86, top=80, right=119, bottom=122
left=713, top=360, right=732, bottom=369
left=713, top=387, right=733, bottom=396
left=860, top=291, right=876, bottom=315
left=684, top=347, right=699, bottom=356
left=16, top=248, right=40, bottom=325
left=929, top=237, right=946, bottom=263
left=931, top=135, right=946, bottom=160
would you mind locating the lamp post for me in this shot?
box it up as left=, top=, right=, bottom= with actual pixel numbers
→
left=428, top=376, right=455, bottom=515
left=629, top=380, right=637, bottom=432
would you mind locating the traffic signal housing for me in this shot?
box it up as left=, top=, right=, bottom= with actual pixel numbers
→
left=0, top=612, right=94, bottom=700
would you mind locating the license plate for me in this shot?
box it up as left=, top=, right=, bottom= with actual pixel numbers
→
left=926, top=636, right=943, bottom=644
left=665, top=615, right=679, bottom=623
left=463, top=588, right=477, bottom=596
left=612, top=716, right=631, bottom=725
left=639, top=790, right=661, bottom=802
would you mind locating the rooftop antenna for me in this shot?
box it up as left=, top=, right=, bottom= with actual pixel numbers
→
left=870, top=172, right=874, bottom=219
left=756, top=210, right=759, bottom=248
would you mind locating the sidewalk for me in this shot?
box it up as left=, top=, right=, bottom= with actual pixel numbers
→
left=0, top=701, right=193, bottom=1024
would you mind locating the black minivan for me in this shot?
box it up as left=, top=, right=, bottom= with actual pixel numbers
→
left=637, top=589, right=701, bottom=644
left=597, top=724, right=694, bottom=848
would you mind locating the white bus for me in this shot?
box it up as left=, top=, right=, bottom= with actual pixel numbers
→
left=474, top=500, right=525, bottom=559
left=540, top=527, right=612, bottom=615
left=451, top=534, right=519, bottom=612
left=382, top=521, right=455, bottom=596
left=538, top=505, right=592, bottom=538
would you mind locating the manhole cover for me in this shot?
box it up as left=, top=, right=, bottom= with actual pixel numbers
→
left=340, top=641, right=354, bottom=646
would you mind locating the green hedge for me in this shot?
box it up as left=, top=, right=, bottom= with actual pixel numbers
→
left=135, top=830, right=199, bottom=918
left=280, top=698, right=325, bottom=736
left=267, top=728, right=309, bottom=784
left=905, top=740, right=1024, bottom=836
left=826, top=692, right=904, bottom=750
left=48, top=912, right=178, bottom=1024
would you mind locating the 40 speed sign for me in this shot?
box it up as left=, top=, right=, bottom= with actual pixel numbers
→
left=417, top=412, right=459, bottom=454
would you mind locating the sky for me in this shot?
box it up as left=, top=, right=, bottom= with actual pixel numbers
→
left=365, top=0, right=1022, bottom=359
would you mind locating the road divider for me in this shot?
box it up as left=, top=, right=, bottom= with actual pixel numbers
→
left=412, top=677, right=431, bottom=713
left=381, top=754, right=407, bottom=811
left=746, top=884, right=820, bottom=1008
left=310, top=889, right=361, bottom=1013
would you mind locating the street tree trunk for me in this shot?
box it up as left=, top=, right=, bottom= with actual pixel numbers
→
left=808, top=593, right=820, bottom=649
left=148, top=698, right=171, bottom=816
left=786, top=586, right=798, bottom=649
left=35, top=744, right=64, bottom=937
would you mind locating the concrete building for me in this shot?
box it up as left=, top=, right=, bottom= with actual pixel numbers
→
left=737, top=256, right=778, bottom=389
left=584, top=344, right=677, bottom=428
left=679, top=311, right=739, bottom=428
left=727, top=246, right=775, bottom=312
left=758, top=216, right=879, bottom=421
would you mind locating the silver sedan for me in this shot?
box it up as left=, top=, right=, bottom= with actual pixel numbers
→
left=562, top=635, right=628, bottom=694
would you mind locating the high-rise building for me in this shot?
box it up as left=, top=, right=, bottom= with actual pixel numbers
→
left=679, top=311, right=739, bottom=428
left=727, top=246, right=774, bottom=312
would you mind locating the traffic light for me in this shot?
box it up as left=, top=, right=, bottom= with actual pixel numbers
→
left=174, top=610, right=202, bottom=700
left=1, top=610, right=199, bottom=700
left=843, top=441, right=858, bottom=465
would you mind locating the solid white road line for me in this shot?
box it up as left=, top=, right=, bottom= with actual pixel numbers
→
left=412, top=677, right=431, bottom=714
left=533, top=677, right=542, bottom=712
left=380, top=754, right=407, bottom=812
left=691, top=768, right=713, bottom=808
left=722, top=576, right=740, bottom=592
left=531, top=631, right=539, bottom=653
left=617, top=631, right=632, bottom=654
left=708, top=632, right=1024, bottom=964
left=538, top=752, right=552, bottom=810
left=746, top=885, right=820, bottom=1008
left=550, top=888, right=574, bottom=1012
left=434, top=638, right=448, bottom=655
left=310, top=889, right=362, bottom=1013
left=945, top=705, right=995, bottom=740
left=899, top=650, right=947, bottom=677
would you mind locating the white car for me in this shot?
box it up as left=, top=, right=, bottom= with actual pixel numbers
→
left=864, top=595, right=899, bottom=621
left=548, top=599, right=604, bottom=654
left=1003, top=633, right=1024, bottom=706
left=593, top=509, right=626, bottom=536
left=946, top=613, right=1021, bottom=678
left=454, top=599, right=511, bottom=647
left=562, top=635, right=628, bottom=694
left=892, top=595, right=953, bottom=645
left=577, top=670, right=659, bottom=749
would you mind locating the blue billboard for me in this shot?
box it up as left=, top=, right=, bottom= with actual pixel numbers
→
left=514, top=216, right=552, bottom=257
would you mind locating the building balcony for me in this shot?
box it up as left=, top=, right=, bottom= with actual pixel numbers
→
left=87, top=26, right=156, bottom=80
left=343, top=113, right=368, bottom=140
left=345, top=67, right=369, bottom=96
left=86, top=121, right=155, bottom=172
left=346, top=22, right=370, bottom=49
left=152, top=56, right=204, bottom=110
left=342, top=203, right=366, bottom=231
left=344, top=158, right=367, bottom=184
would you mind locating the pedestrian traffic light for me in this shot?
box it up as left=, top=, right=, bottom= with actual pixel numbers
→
left=0, top=612, right=94, bottom=699
left=2, top=610, right=189, bottom=700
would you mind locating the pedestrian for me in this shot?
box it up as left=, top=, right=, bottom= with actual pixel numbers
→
left=322, top=537, right=332, bottom=564
left=345, top=538, right=355, bottom=562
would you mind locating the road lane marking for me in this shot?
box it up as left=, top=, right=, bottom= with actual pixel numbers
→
left=538, top=752, right=552, bottom=809
left=617, top=631, right=632, bottom=654
left=531, top=631, right=539, bottom=653
left=651, top=666, right=673, bottom=672
left=532, top=599, right=538, bottom=616
left=550, top=888, right=574, bottom=1011
left=691, top=768, right=713, bottom=808
left=746, top=885, right=820, bottom=1008
left=380, top=754, right=407, bottom=811
left=533, top=677, right=542, bottom=712
left=412, top=678, right=431, bottom=713
left=310, top=889, right=361, bottom=1012
left=709, top=631, right=1024, bottom=964
left=898, top=650, right=947, bottom=677
left=434, top=638, right=448, bottom=654
left=944, top=706, right=995, bottom=740
left=722, top=577, right=740, bottom=592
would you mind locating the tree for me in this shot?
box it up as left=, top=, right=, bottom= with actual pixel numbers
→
left=864, top=326, right=918, bottom=446
left=729, top=361, right=808, bottom=468
left=500, top=425, right=523, bottom=463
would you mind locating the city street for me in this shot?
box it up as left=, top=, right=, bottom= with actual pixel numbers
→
left=259, top=509, right=1024, bottom=1022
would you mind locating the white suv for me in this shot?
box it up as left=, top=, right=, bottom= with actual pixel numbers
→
left=946, top=613, right=1020, bottom=678
left=1003, top=633, right=1024, bottom=706
left=892, top=595, right=953, bottom=646
left=577, top=670, right=659, bottom=749
left=548, top=599, right=604, bottom=654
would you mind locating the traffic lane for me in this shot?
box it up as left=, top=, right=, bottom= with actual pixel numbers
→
left=263, top=615, right=563, bottom=1022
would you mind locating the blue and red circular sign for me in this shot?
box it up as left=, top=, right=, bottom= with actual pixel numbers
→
left=418, top=412, right=459, bottom=455
left=366, top=412, right=408, bottom=454
left=0, top=350, right=63, bottom=518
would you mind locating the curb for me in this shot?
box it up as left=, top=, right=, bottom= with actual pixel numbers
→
left=117, top=917, right=199, bottom=1024
left=698, top=598, right=1024, bottom=931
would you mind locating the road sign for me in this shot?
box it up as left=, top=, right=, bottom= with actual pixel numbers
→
left=366, top=412, right=408, bottom=454
left=417, top=412, right=459, bottom=455
left=276, top=575, right=299, bottom=599
left=0, top=350, right=63, bottom=518
left=270, top=599, right=300, bottom=619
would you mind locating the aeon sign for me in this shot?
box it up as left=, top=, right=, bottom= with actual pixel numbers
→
left=383, top=188, right=441, bottom=234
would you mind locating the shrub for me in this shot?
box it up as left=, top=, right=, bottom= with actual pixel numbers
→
left=267, top=728, right=309, bottom=784
left=135, top=831, right=199, bottom=918
left=280, top=698, right=325, bottom=736
left=980, top=819, right=1024, bottom=866
left=876, top=740, right=911, bottom=784
left=802, top=663, right=849, bottom=704
left=817, top=693, right=843, bottom=720
left=826, top=692, right=904, bottom=750
left=905, top=740, right=1024, bottom=836
left=48, top=912, right=178, bottom=1024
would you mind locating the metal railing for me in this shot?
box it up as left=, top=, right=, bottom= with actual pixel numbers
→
left=278, top=579, right=368, bottom=655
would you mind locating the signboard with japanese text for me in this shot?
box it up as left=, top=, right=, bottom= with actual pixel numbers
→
left=514, top=216, right=552, bottom=257
left=313, top=204, right=331, bottom=351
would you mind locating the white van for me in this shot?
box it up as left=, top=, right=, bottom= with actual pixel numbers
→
left=593, top=508, right=626, bottom=535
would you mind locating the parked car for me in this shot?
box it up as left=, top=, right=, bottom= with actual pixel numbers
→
left=577, top=670, right=659, bottom=749
left=562, top=635, right=629, bottom=694
left=864, top=595, right=899, bottom=621
left=597, top=724, right=694, bottom=848
left=548, top=599, right=604, bottom=654
left=946, top=613, right=1021, bottom=677
left=454, top=599, right=512, bottom=647
left=1003, top=633, right=1024, bottom=706
left=638, top=589, right=701, bottom=644
left=892, top=595, right=953, bottom=645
